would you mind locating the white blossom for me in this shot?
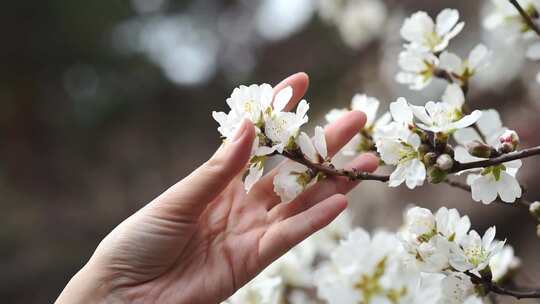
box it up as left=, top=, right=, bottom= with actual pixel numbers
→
left=454, top=143, right=522, bottom=204
left=273, top=162, right=311, bottom=203
left=215, top=84, right=274, bottom=135
left=326, top=94, right=391, bottom=155
left=400, top=9, right=464, bottom=53
left=223, top=272, right=283, bottom=304
left=437, top=273, right=479, bottom=304
left=213, top=84, right=311, bottom=192
left=449, top=227, right=505, bottom=273
left=434, top=207, right=471, bottom=243
left=315, top=229, right=419, bottom=304
left=400, top=207, right=471, bottom=272
left=273, top=126, right=328, bottom=202
left=297, top=126, right=328, bottom=163
left=439, top=44, right=492, bottom=79
left=396, top=47, right=440, bottom=90
left=489, top=245, right=521, bottom=282
left=377, top=101, right=426, bottom=189
left=454, top=109, right=508, bottom=147
left=410, top=99, right=482, bottom=133
left=264, top=94, right=309, bottom=153
left=460, top=151, right=522, bottom=204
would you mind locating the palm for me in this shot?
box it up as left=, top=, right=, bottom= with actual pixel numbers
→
left=73, top=73, right=379, bottom=304
left=147, top=180, right=282, bottom=303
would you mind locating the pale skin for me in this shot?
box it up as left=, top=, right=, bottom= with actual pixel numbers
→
left=56, top=73, right=379, bottom=304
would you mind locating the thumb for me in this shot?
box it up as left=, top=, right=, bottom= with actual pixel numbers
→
left=154, top=119, right=255, bottom=216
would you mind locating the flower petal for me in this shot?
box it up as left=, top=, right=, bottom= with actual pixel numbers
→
left=439, top=51, right=462, bottom=73
left=454, top=127, right=482, bottom=146
left=436, top=8, right=460, bottom=36
left=410, top=104, right=432, bottom=125
left=450, top=110, right=482, bottom=130
left=497, top=172, right=522, bottom=203
left=314, top=126, right=328, bottom=160
left=351, top=94, right=380, bottom=126
left=298, top=132, right=317, bottom=162
left=471, top=175, right=498, bottom=204
left=468, top=44, right=490, bottom=71
left=390, top=97, right=413, bottom=124
left=442, top=83, right=465, bottom=108
left=245, top=163, right=264, bottom=192
left=274, top=86, right=293, bottom=113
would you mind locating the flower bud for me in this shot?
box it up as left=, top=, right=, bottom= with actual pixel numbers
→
left=436, top=154, right=454, bottom=171
left=530, top=201, right=540, bottom=220
left=423, top=152, right=437, bottom=166
left=466, top=140, right=492, bottom=158
left=498, top=130, right=519, bottom=153
left=428, top=166, right=447, bottom=184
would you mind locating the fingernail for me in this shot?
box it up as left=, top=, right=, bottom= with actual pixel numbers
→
left=232, top=119, right=249, bottom=142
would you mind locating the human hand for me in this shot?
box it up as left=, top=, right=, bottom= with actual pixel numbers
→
left=56, top=73, right=379, bottom=304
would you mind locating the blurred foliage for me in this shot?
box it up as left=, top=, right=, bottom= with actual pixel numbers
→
left=1, top=1, right=539, bottom=303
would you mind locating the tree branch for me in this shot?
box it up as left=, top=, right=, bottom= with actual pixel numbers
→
left=508, top=0, right=540, bottom=37
left=281, top=150, right=389, bottom=182
left=466, top=271, right=540, bottom=299
left=451, top=146, right=540, bottom=173
left=280, top=146, right=540, bottom=184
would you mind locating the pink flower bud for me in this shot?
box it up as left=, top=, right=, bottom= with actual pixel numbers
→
left=498, top=130, right=519, bottom=153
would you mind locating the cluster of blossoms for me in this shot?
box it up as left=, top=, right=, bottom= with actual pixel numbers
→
left=223, top=206, right=520, bottom=304
left=396, top=9, right=490, bottom=90
left=483, top=0, right=540, bottom=82
left=213, top=82, right=334, bottom=202
left=213, top=5, right=540, bottom=303
left=213, top=7, right=526, bottom=205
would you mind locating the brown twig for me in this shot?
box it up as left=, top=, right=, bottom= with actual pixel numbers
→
left=281, top=150, right=389, bottom=182
left=466, top=271, right=540, bottom=299
left=451, top=146, right=540, bottom=173
left=508, top=0, right=540, bottom=37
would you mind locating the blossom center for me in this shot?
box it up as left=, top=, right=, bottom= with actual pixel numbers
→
left=464, top=245, right=488, bottom=267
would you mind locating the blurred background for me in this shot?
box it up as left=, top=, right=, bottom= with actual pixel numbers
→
left=1, top=0, right=540, bottom=303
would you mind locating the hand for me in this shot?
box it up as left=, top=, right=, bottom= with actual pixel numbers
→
left=56, top=73, right=379, bottom=304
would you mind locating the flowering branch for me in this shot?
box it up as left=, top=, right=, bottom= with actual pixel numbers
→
left=280, top=146, right=540, bottom=184
left=465, top=271, right=540, bottom=299
left=508, top=0, right=540, bottom=36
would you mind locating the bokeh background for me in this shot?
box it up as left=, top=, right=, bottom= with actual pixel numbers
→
left=2, top=0, right=540, bottom=303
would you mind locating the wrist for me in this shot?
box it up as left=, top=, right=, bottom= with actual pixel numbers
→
left=56, top=262, right=124, bottom=304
